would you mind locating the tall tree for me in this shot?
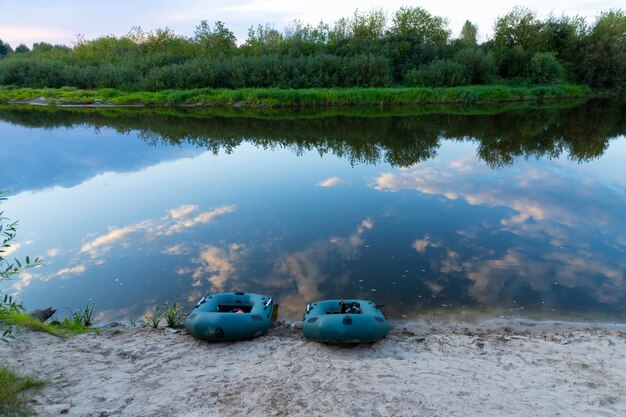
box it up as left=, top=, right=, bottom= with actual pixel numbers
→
left=0, top=39, right=13, bottom=58
left=461, top=20, right=478, bottom=44
left=493, top=7, right=544, bottom=77
left=349, top=8, right=387, bottom=40
left=391, top=6, right=451, bottom=44
left=576, top=9, right=626, bottom=87
left=494, top=7, right=544, bottom=50
left=14, top=44, right=30, bottom=54
left=194, top=20, right=237, bottom=57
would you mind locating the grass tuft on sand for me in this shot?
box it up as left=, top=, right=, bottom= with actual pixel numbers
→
left=0, top=365, right=44, bottom=416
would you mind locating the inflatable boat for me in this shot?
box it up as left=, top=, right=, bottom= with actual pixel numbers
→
left=185, top=292, right=273, bottom=341
left=302, top=299, right=388, bottom=343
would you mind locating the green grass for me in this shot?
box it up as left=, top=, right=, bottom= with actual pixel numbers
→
left=0, top=366, right=44, bottom=416
left=0, top=84, right=594, bottom=107
left=2, top=311, right=99, bottom=338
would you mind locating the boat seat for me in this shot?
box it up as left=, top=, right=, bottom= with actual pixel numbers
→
left=217, top=304, right=253, bottom=313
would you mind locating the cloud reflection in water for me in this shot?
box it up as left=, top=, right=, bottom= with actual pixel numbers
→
left=371, top=155, right=626, bottom=309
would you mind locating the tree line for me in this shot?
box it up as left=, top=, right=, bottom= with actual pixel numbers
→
left=1, top=100, right=622, bottom=168
left=0, top=6, right=624, bottom=90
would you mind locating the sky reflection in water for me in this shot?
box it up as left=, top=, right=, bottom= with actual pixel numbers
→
left=1, top=103, right=625, bottom=322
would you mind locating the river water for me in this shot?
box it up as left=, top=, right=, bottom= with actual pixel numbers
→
left=1, top=101, right=625, bottom=322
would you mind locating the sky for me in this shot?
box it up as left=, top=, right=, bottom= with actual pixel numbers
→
left=0, top=0, right=621, bottom=47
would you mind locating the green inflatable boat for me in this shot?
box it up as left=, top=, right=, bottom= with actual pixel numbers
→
left=185, top=292, right=273, bottom=341
left=302, top=299, right=389, bottom=343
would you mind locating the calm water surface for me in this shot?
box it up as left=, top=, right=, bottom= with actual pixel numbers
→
left=1, top=102, right=625, bottom=322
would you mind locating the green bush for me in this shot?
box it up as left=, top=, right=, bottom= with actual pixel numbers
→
left=408, top=60, right=468, bottom=87
left=528, top=52, right=565, bottom=84
left=454, top=48, right=497, bottom=84
left=0, top=58, right=69, bottom=88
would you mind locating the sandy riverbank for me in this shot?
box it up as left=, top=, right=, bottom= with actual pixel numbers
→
left=2, top=319, right=626, bottom=417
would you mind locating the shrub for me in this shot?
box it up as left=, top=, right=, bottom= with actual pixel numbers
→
left=0, top=58, right=69, bottom=88
left=454, top=48, right=497, bottom=84
left=528, top=52, right=565, bottom=84
left=407, top=59, right=468, bottom=87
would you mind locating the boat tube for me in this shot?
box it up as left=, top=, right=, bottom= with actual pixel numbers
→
left=185, top=292, right=274, bottom=341
left=302, top=299, right=388, bottom=343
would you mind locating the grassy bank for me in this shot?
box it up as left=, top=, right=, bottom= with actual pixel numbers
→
left=2, top=311, right=98, bottom=339
left=0, top=366, right=44, bottom=416
left=0, top=84, right=593, bottom=107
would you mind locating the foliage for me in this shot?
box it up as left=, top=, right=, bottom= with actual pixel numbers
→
left=2, top=310, right=98, bottom=338
left=454, top=48, right=497, bottom=84
left=14, top=44, right=30, bottom=54
left=529, top=52, right=564, bottom=84
left=68, top=302, right=95, bottom=327
left=461, top=21, right=478, bottom=45
left=0, top=39, right=13, bottom=58
left=349, top=8, right=387, bottom=40
left=145, top=305, right=162, bottom=328
left=0, top=84, right=591, bottom=107
left=0, top=365, right=44, bottom=416
left=0, top=95, right=618, bottom=169
left=0, top=294, right=22, bottom=343
left=162, top=301, right=185, bottom=328
left=194, top=20, right=236, bottom=57
left=408, top=60, right=468, bottom=87
left=1, top=191, right=41, bottom=342
left=391, top=6, right=450, bottom=44
left=0, top=7, right=623, bottom=91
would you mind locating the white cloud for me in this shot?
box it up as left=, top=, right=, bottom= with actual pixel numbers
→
left=190, top=244, right=244, bottom=290
left=46, top=247, right=61, bottom=257
left=162, top=244, right=191, bottom=256
left=168, top=204, right=198, bottom=219
left=54, top=264, right=87, bottom=277
left=11, top=271, right=35, bottom=293
left=80, top=225, right=139, bottom=257
left=79, top=204, right=236, bottom=258
left=275, top=218, right=374, bottom=303
left=317, top=177, right=344, bottom=187
left=1, top=243, right=21, bottom=257
left=412, top=234, right=442, bottom=253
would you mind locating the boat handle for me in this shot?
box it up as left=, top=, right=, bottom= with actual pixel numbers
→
left=195, top=296, right=207, bottom=308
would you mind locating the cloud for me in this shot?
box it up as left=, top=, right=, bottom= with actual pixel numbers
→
left=330, top=218, right=374, bottom=257
left=317, top=177, right=344, bottom=187
left=54, top=264, right=87, bottom=277
left=79, top=203, right=236, bottom=259
left=449, top=157, right=474, bottom=173
left=11, top=271, right=35, bottom=294
left=1, top=243, right=21, bottom=257
left=189, top=244, right=244, bottom=290
left=46, top=247, right=61, bottom=257
left=357, top=218, right=373, bottom=233
left=161, top=244, right=191, bottom=256
left=168, top=204, right=198, bottom=219
left=41, top=203, right=236, bottom=284
left=272, top=218, right=374, bottom=306
left=160, top=205, right=236, bottom=236
left=80, top=225, right=140, bottom=257
left=369, top=156, right=626, bottom=308
left=412, top=234, right=442, bottom=253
